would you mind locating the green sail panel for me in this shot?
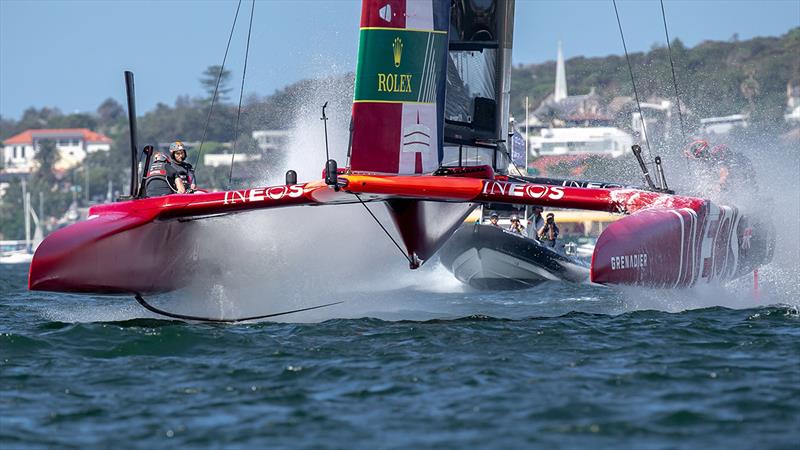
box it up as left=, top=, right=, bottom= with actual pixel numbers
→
left=354, top=28, right=447, bottom=104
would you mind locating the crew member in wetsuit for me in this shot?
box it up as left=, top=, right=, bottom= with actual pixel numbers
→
left=169, top=141, right=196, bottom=192
left=144, top=152, right=183, bottom=197
left=527, top=206, right=544, bottom=241
left=683, top=140, right=757, bottom=198
left=708, top=143, right=756, bottom=195
left=538, top=213, right=560, bottom=248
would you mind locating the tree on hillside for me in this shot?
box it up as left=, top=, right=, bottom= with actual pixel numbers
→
left=509, top=28, right=800, bottom=123
left=33, top=140, right=59, bottom=187
left=31, top=140, right=72, bottom=223
left=740, top=68, right=760, bottom=114
left=53, top=113, right=98, bottom=130
left=96, top=98, right=126, bottom=127
left=17, top=107, right=63, bottom=131
left=0, top=177, right=25, bottom=239
left=200, top=65, right=233, bottom=103
left=0, top=115, right=16, bottom=141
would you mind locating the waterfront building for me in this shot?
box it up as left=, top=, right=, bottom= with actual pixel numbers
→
left=531, top=42, right=607, bottom=128
left=700, top=114, right=749, bottom=136
left=529, top=126, right=632, bottom=158
left=203, top=153, right=262, bottom=167
left=2, top=128, right=111, bottom=174
left=252, top=129, right=290, bottom=153
left=525, top=43, right=632, bottom=161
left=631, top=100, right=674, bottom=143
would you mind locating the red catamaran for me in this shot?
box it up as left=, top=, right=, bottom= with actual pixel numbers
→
left=29, top=0, right=773, bottom=319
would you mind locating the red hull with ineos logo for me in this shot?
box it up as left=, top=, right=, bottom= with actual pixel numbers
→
left=27, top=0, right=775, bottom=322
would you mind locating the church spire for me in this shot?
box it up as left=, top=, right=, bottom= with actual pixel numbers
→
left=554, top=41, right=568, bottom=102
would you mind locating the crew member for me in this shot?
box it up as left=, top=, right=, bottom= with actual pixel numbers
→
left=488, top=212, right=500, bottom=227
left=538, top=212, right=560, bottom=248
left=169, top=141, right=196, bottom=193
left=144, top=152, right=183, bottom=197
left=527, top=206, right=544, bottom=241
left=708, top=143, right=756, bottom=194
left=682, top=140, right=756, bottom=198
left=508, top=214, right=525, bottom=235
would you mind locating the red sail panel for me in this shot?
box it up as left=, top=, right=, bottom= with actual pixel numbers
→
left=360, top=0, right=406, bottom=27
left=351, top=102, right=403, bottom=173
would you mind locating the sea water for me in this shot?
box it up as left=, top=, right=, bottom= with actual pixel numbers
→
left=1, top=260, right=798, bottom=449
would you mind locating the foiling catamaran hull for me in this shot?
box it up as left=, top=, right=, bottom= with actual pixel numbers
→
left=28, top=175, right=774, bottom=294
left=28, top=0, right=774, bottom=317
left=439, top=223, right=589, bottom=290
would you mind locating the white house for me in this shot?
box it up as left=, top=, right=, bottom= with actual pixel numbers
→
left=203, top=153, right=262, bottom=167
left=2, top=128, right=112, bottom=174
left=252, top=130, right=290, bottom=153
left=529, top=127, right=633, bottom=158
left=700, top=114, right=748, bottom=136
left=631, top=100, right=673, bottom=142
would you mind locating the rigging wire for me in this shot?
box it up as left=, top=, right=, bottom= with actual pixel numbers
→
left=612, top=0, right=653, bottom=160
left=500, top=140, right=525, bottom=176
left=227, top=0, right=256, bottom=189
left=352, top=193, right=414, bottom=266
left=660, top=0, right=686, bottom=142
left=193, top=0, right=242, bottom=169
left=135, top=294, right=342, bottom=323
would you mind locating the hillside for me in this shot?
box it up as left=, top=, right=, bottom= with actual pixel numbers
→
left=510, top=27, right=800, bottom=126
left=2, top=29, right=798, bottom=239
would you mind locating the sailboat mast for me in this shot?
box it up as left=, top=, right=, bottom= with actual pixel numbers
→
left=525, top=96, right=529, bottom=171
left=22, top=180, right=31, bottom=252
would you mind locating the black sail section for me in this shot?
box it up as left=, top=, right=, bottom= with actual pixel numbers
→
left=443, top=0, right=515, bottom=174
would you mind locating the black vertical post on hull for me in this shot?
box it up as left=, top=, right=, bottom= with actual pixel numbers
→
left=654, top=156, right=672, bottom=193
left=345, top=116, right=354, bottom=168
left=124, top=71, right=140, bottom=200
left=631, top=144, right=657, bottom=190
left=137, top=145, right=154, bottom=198
left=321, top=101, right=330, bottom=161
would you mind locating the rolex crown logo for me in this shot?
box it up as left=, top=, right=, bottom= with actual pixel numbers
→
left=393, top=37, right=403, bottom=68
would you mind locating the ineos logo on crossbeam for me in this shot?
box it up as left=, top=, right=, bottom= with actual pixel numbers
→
left=223, top=185, right=304, bottom=205
left=481, top=181, right=565, bottom=200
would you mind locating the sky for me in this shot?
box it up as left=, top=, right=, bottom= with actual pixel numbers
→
left=1, top=0, right=798, bottom=119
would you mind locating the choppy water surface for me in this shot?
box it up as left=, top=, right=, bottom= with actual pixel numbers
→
left=1, top=263, right=798, bottom=449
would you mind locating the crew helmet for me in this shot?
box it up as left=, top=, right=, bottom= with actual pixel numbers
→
left=169, top=141, right=186, bottom=156
left=510, top=214, right=520, bottom=222
left=683, top=139, right=711, bottom=159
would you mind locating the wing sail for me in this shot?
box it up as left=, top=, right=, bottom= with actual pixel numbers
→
left=349, top=0, right=450, bottom=174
